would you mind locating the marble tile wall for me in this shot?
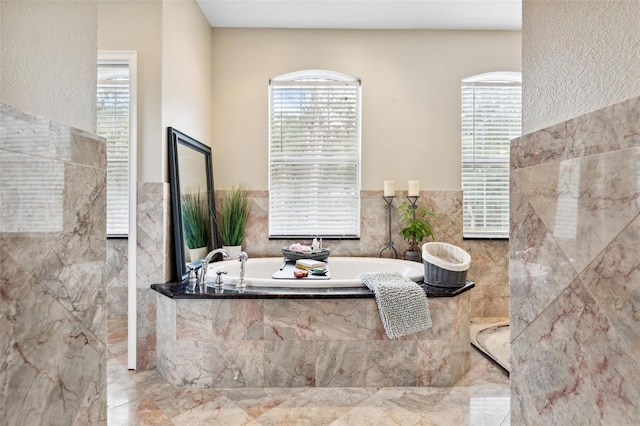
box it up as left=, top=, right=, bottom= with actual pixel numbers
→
left=106, top=238, right=127, bottom=319
left=136, top=182, right=172, bottom=370
left=221, top=189, right=508, bottom=317
left=0, top=103, right=107, bottom=424
left=510, top=96, right=640, bottom=424
left=156, top=293, right=470, bottom=388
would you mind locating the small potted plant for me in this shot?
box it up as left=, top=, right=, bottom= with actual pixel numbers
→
left=181, top=191, right=210, bottom=261
left=217, top=185, right=251, bottom=258
left=399, top=201, right=435, bottom=262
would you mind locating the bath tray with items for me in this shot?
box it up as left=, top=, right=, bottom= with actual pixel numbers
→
left=281, top=248, right=330, bottom=262
left=275, top=242, right=330, bottom=280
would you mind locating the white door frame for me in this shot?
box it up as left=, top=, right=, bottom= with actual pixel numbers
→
left=98, top=50, right=138, bottom=370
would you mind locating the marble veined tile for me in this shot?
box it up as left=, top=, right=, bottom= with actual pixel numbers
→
left=264, top=299, right=316, bottom=341
left=155, top=295, right=176, bottom=384
left=136, top=288, right=157, bottom=370
left=512, top=96, right=640, bottom=170
left=565, top=95, right=640, bottom=161
left=580, top=214, right=640, bottom=363
left=0, top=151, right=66, bottom=235
left=264, top=340, right=316, bottom=387
left=516, top=148, right=640, bottom=274
left=107, top=398, right=173, bottom=426
left=174, top=301, right=215, bottom=388
left=417, top=339, right=452, bottom=387
left=509, top=178, right=577, bottom=338
left=171, top=397, right=253, bottom=425
left=0, top=104, right=105, bottom=168
left=315, top=341, right=367, bottom=387
left=511, top=120, right=566, bottom=170
left=211, top=340, right=264, bottom=388
left=313, top=299, right=370, bottom=340
left=212, top=299, right=264, bottom=341
left=331, top=392, right=423, bottom=425
left=2, top=283, right=106, bottom=426
left=0, top=103, right=51, bottom=157
left=252, top=387, right=375, bottom=426
left=50, top=121, right=106, bottom=169
left=221, top=387, right=306, bottom=418
left=511, top=280, right=640, bottom=425
left=421, top=385, right=510, bottom=426
left=137, top=182, right=170, bottom=287
left=366, top=340, right=417, bottom=387
left=372, top=387, right=450, bottom=416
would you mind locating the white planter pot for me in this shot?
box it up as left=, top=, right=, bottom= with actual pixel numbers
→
left=188, top=246, right=208, bottom=262
left=223, top=245, right=242, bottom=259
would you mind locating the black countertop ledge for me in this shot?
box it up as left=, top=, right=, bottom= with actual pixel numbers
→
left=151, top=280, right=474, bottom=300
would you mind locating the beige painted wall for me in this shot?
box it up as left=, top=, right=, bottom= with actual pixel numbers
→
left=523, top=0, right=640, bottom=133
left=161, top=0, right=213, bottom=182
left=98, top=0, right=163, bottom=183
left=0, top=1, right=97, bottom=132
left=98, top=0, right=212, bottom=183
left=211, top=29, right=521, bottom=190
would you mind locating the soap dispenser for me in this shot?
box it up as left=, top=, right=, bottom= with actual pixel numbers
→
left=312, top=238, right=320, bottom=251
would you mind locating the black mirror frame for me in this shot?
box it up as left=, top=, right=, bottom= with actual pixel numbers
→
left=167, top=127, right=217, bottom=282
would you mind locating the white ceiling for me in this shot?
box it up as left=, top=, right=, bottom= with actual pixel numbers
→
left=196, top=0, right=522, bottom=31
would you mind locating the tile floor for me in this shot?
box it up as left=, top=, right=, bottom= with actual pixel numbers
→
left=107, top=319, right=510, bottom=425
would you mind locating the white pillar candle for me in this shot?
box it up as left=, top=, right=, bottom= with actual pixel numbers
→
left=408, top=180, right=419, bottom=196
left=384, top=180, right=396, bottom=197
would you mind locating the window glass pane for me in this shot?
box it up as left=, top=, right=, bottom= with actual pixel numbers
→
left=269, top=72, right=361, bottom=238
left=97, top=64, right=130, bottom=236
left=461, top=74, right=521, bottom=238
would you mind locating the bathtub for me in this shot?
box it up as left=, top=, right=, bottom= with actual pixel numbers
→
left=206, top=256, right=424, bottom=288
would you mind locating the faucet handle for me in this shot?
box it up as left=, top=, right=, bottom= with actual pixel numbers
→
left=186, top=264, right=198, bottom=290
left=215, top=270, right=227, bottom=286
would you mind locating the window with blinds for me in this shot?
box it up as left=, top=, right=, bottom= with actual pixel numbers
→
left=461, top=72, right=521, bottom=239
left=269, top=70, right=361, bottom=238
left=97, top=63, right=130, bottom=236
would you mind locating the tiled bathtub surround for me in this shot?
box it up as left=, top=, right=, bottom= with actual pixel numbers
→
left=155, top=290, right=470, bottom=389
left=0, top=104, right=107, bottom=424
left=510, top=96, right=640, bottom=424
left=219, top=189, right=509, bottom=318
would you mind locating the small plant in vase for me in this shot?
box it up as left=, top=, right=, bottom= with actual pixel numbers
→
left=399, top=200, right=435, bottom=262
left=182, top=191, right=210, bottom=261
left=217, top=185, right=251, bottom=258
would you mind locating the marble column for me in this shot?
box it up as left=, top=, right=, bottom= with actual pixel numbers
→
left=510, top=96, right=640, bottom=423
left=0, top=103, right=107, bottom=424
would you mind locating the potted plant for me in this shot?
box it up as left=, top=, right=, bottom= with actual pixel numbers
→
left=399, top=201, right=435, bottom=262
left=217, top=185, right=251, bottom=258
left=181, top=191, right=210, bottom=261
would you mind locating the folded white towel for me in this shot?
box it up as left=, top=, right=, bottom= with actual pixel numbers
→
left=358, top=272, right=432, bottom=339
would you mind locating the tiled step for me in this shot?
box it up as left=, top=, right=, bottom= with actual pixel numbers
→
left=470, top=317, right=510, bottom=373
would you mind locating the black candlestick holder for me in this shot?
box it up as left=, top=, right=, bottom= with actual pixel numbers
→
left=379, top=196, right=398, bottom=259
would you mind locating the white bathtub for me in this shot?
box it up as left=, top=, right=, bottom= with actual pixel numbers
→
left=206, top=257, right=424, bottom=288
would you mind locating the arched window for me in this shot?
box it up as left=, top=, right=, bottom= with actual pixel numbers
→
left=461, top=71, right=521, bottom=238
left=269, top=70, right=361, bottom=238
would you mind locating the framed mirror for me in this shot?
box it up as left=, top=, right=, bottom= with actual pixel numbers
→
left=168, top=127, right=217, bottom=281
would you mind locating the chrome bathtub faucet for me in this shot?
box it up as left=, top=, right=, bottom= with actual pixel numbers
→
left=198, top=248, right=230, bottom=286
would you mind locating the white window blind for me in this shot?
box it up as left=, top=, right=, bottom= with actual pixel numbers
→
left=97, top=64, right=130, bottom=236
left=269, top=71, right=361, bottom=238
left=461, top=72, right=521, bottom=239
